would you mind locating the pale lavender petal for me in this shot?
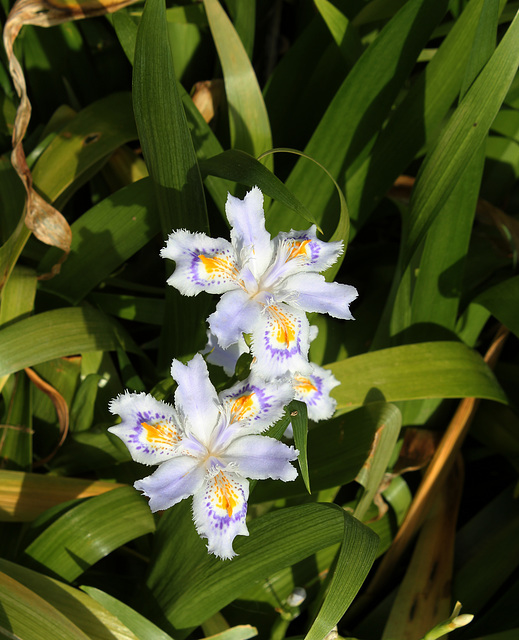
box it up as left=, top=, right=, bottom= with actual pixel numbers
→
left=208, top=289, right=260, bottom=349
left=108, top=391, right=182, bottom=465
left=222, top=435, right=298, bottom=481
left=226, top=187, right=273, bottom=278
left=202, top=331, right=248, bottom=376
left=251, top=302, right=312, bottom=380
left=171, top=354, right=220, bottom=442
left=284, top=272, right=358, bottom=319
left=218, top=376, right=294, bottom=435
left=162, top=229, right=240, bottom=296
left=134, top=456, right=205, bottom=512
left=293, top=364, right=340, bottom=422
left=192, top=470, right=249, bottom=560
left=261, top=225, right=343, bottom=288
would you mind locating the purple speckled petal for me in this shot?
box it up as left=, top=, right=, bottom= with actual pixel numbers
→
left=134, top=456, right=205, bottom=512
left=221, top=435, right=298, bottom=481
left=226, top=187, right=273, bottom=279
left=218, top=376, right=293, bottom=436
left=293, top=364, right=340, bottom=422
left=162, top=229, right=240, bottom=296
left=261, top=225, right=343, bottom=288
left=171, top=354, right=220, bottom=443
left=251, top=302, right=312, bottom=380
left=192, top=470, right=249, bottom=560
left=283, top=272, right=358, bottom=319
left=108, top=391, right=183, bottom=465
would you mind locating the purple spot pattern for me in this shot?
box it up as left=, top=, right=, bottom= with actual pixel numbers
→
left=127, top=410, right=179, bottom=457
left=187, top=246, right=238, bottom=289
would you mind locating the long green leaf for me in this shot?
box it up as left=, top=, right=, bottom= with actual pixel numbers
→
left=474, top=275, right=519, bottom=338
left=328, top=341, right=507, bottom=411
left=305, top=509, right=379, bottom=640
left=0, top=559, right=140, bottom=640
left=202, top=0, right=272, bottom=160
left=0, top=307, right=140, bottom=378
left=133, top=0, right=208, bottom=236
left=267, top=0, right=448, bottom=237
left=23, top=486, right=155, bottom=582
left=146, top=502, right=375, bottom=631
left=40, top=178, right=160, bottom=304
left=0, top=571, right=90, bottom=640
left=404, top=9, right=519, bottom=265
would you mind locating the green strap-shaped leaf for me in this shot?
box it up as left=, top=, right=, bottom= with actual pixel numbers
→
left=146, top=502, right=376, bottom=631
left=82, top=586, right=175, bottom=640
left=354, top=404, right=402, bottom=521
left=198, top=149, right=319, bottom=228
left=328, top=341, right=507, bottom=411
left=251, top=403, right=377, bottom=504
left=31, top=93, right=137, bottom=207
left=23, top=486, right=155, bottom=582
left=40, top=178, right=160, bottom=304
left=314, top=0, right=362, bottom=65
left=404, top=8, right=519, bottom=266
left=474, top=275, right=519, bottom=338
left=133, top=0, right=208, bottom=236
left=291, top=400, right=310, bottom=493
left=0, top=571, right=90, bottom=640
left=266, top=0, right=448, bottom=237
left=0, top=307, right=141, bottom=378
left=305, top=508, right=379, bottom=640
left=0, top=559, right=140, bottom=640
left=202, top=0, right=272, bottom=160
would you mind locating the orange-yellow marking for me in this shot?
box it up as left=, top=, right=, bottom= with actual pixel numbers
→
left=286, top=239, right=310, bottom=261
left=141, top=422, right=180, bottom=446
left=269, top=307, right=296, bottom=347
left=214, top=473, right=239, bottom=517
left=230, top=393, right=255, bottom=422
left=294, top=376, right=317, bottom=394
left=198, top=254, right=239, bottom=280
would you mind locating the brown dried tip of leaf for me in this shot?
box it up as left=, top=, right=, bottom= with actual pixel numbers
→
left=3, top=0, right=140, bottom=269
left=24, top=366, right=69, bottom=467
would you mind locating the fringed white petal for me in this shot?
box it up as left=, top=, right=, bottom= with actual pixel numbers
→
left=192, top=471, right=249, bottom=560
left=162, top=229, right=239, bottom=296
left=108, top=391, right=182, bottom=465
left=293, top=364, right=340, bottom=422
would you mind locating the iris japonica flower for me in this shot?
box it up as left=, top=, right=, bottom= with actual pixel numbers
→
left=108, top=354, right=298, bottom=560
left=161, top=187, right=358, bottom=380
left=204, top=328, right=340, bottom=423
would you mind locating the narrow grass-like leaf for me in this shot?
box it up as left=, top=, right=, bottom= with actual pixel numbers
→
left=314, top=0, right=362, bottom=65
left=267, top=0, right=448, bottom=237
left=0, top=265, right=36, bottom=328
left=202, top=0, right=272, bottom=160
left=40, top=178, right=160, bottom=304
left=89, top=292, right=165, bottom=325
left=291, top=400, right=310, bottom=493
left=404, top=10, right=519, bottom=265
left=0, top=571, right=90, bottom=640
left=1, top=372, right=32, bottom=470
left=198, top=149, right=319, bottom=228
left=346, top=0, right=496, bottom=230
left=31, top=93, right=137, bottom=206
left=305, top=508, right=379, bottom=640
left=0, top=559, right=140, bottom=640
left=133, top=0, right=207, bottom=235
left=474, top=275, right=519, bottom=338
left=354, top=404, right=402, bottom=521
left=251, top=404, right=377, bottom=503
left=147, top=502, right=374, bottom=631
left=328, top=341, right=507, bottom=411
left=23, top=486, right=155, bottom=582
left=82, top=586, right=176, bottom=640
left=0, top=470, right=123, bottom=522
left=0, top=307, right=140, bottom=378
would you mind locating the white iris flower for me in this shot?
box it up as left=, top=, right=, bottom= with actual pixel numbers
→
left=161, top=187, right=358, bottom=380
left=108, top=354, right=297, bottom=560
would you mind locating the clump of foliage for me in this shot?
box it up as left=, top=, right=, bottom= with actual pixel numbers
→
left=0, top=1, right=518, bottom=640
